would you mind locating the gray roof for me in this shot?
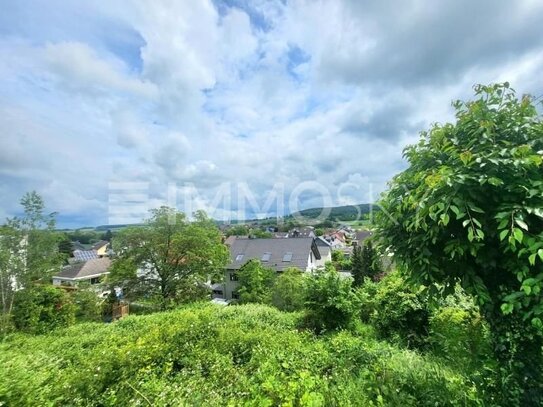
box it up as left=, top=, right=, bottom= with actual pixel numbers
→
left=54, top=258, right=111, bottom=280
left=355, top=231, right=372, bottom=242
left=227, top=237, right=320, bottom=271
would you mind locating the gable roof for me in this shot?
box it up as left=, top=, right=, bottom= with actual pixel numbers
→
left=91, top=240, right=109, bottom=250
left=53, top=258, right=111, bottom=281
left=224, top=235, right=237, bottom=246
left=226, top=237, right=320, bottom=272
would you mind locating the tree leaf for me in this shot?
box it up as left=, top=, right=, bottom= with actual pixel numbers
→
left=515, top=219, right=529, bottom=231
left=513, top=228, right=524, bottom=243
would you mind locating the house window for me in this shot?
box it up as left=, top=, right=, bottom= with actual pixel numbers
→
left=235, top=254, right=244, bottom=261
left=231, top=291, right=240, bottom=300
left=90, top=277, right=100, bottom=285
left=230, top=272, right=238, bottom=281
left=261, top=252, right=271, bottom=262
left=283, top=252, right=293, bottom=262
left=212, top=289, right=223, bottom=295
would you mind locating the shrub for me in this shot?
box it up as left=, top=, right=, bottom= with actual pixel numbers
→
left=237, top=259, right=276, bottom=304
left=0, top=303, right=485, bottom=406
left=303, top=267, right=360, bottom=332
left=12, top=284, right=76, bottom=334
left=271, top=267, right=306, bottom=312
left=430, top=306, right=492, bottom=369
left=72, top=287, right=103, bottom=322
left=361, top=271, right=430, bottom=348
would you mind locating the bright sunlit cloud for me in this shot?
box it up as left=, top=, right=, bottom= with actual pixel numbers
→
left=1, top=0, right=542, bottom=227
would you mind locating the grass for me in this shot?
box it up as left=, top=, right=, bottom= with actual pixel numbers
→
left=0, top=303, right=483, bottom=406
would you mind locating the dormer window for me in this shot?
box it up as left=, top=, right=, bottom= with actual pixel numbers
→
left=261, top=252, right=271, bottom=262
left=235, top=254, right=244, bottom=261
left=282, top=252, right=293, bottom=262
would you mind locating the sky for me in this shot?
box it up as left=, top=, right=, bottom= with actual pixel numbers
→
left=1, top=0, right=542, bottom=228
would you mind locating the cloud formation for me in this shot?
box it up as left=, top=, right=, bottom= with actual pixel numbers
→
left=0, top=0, right=542, bottom=227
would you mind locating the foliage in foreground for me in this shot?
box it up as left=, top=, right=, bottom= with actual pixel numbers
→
left=0, top=303, right=485, bottom=406
left=375, top=83, right=543, bottom=404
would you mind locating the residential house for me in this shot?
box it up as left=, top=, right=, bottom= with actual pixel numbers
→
left=91, top=240, right=110, bottom=257
left=52, top=257, right=111, bottom=286
left=72, top=240, right=110, bottom=261
left=320, top=232, right=346, bottom=249
left=73, top=249, right=99, bottom=261
left=353, top=230, right=372, bottom=246
left=217, top=237, right=321, bottom=300
left=288, top=227, right=316, bottom=238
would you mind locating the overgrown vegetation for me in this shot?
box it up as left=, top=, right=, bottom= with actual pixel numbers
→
left=0, top=303, right=485, bottom=406
left=1, top=83, right=541, bottom=405
left=376, top=83, right=543, bottom=404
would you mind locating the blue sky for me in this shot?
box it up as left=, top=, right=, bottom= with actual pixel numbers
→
left=1, top=0, right=542, bottom=228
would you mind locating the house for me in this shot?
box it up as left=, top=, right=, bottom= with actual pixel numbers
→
left=288, top=227, right=316, bottom=238
left=91, top=240, right=110, bottom=257
left=73, top=249, right=98, bottom=261
left=71, top=241, right=87, bottom=251
left=353, top=230, right=372, bottom=246
left=320, top=232, right=346, bottom=249
left=52, top=257, right=111, bottom=286
left=224, top=235, right=238, bottom=247
left=216, top=237, right=321, bottom=300
left=72, top=240, right=110, bottom=261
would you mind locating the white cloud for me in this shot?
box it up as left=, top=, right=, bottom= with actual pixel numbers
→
left=0, top=0, right=542, bottom=226
left=43, top=41, right=157, bottom=97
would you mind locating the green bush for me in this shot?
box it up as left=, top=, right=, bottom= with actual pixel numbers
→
left=72, top=287, right=103, bottom=322
left=303, top=267, right=361, bottom=332
left=237, top=259, right=276, bottom=304
left=12, top=284, right=76, bottom=334
left=0, top=303, right=485, bottom=406
left=430, top=306, right=492, bottom=369
left=271, top=267, right=307, bottom=312
left=359, top=271, right=430, bottom=348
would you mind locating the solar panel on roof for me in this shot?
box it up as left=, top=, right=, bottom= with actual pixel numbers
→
left=73, top=250, right=98, bottom=261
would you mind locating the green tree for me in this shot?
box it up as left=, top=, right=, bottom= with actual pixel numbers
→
left=1, top=192, right=62, bottom=334
left=225, top=224, right=249, bottom=237
left=10, top=192, right=62, bottom=284
left=361, top=240, right=381, bottom=280
left=12, top=285, right=76, bottom=334
left=304, top=265, right=360, bottom=332
left=58, top=234, right=73, bottom=260
left=249, top=228, right=273, bottom=238
left=72, top=286, right=103, bottom=322
left=375, top=83, right=543, bottom=405
left=112, top=207, right=229, bottom=310
left=351, top=245, right=364, bottom=287
left=237, top=259, right=275, bottom=304
left=271, top=267, right=306, bottom=311
left=102, top=229, right=113, bottom=242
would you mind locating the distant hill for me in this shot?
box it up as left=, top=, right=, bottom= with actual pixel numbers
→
left=59, top=204, right=377, bottom=231
left=288, top=203, right=377, bottom=221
